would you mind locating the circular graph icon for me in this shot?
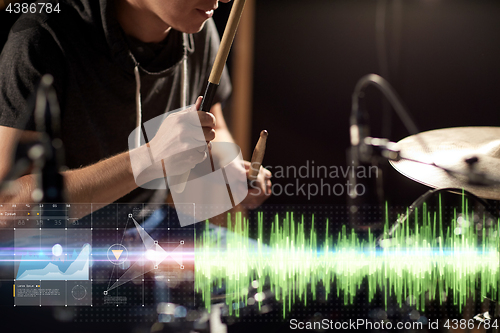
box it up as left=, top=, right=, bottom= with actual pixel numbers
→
left=107, top=244, right=128, bottom=265
left=52, top=244, right=63, bottom=257
left=71, top=285, right=87, bottom=300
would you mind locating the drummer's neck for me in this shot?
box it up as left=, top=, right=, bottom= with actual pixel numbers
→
left=115, top=0, right=171, bottom=43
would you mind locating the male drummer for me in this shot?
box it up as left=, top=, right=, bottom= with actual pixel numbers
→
left=0, top=0, right=271, bottom=210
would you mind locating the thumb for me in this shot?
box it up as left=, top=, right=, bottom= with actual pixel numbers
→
left=195, top=96, right=203, bottom=111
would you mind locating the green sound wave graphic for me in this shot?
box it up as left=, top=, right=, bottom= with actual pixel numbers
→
left=195, top=201, right=500, bottom=317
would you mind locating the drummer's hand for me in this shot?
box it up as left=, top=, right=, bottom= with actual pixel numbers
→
left=150, top=96, right=216, bottom=175
left=243, top=161, right=272, bottom=209
left=132, top=97, right=216, bottom=184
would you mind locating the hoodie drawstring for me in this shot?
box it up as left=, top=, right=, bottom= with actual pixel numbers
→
left=133, top=32, right=193, bottom=149
left=134, top=64, right=142, bottom=149
left=180, top=33, right=194, bottom=109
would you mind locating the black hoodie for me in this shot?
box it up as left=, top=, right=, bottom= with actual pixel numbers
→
left=0, top=0, right=231, bottom=203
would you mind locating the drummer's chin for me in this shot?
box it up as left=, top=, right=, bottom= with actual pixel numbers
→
left=179, top=21, right=209, bottom=34
left=176, top=12, right=212, bottom=34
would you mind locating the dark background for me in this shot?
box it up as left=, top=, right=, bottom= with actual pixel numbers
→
left=248, top=0, right=500, bottom=208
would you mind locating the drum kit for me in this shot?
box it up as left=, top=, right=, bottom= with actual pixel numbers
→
left=380, top=126, right=500, bottom=324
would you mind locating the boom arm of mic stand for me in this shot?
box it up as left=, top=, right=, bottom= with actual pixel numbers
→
left=348, top=74, right=424, bottom=226
left=352, top=74, right=419, bottom=137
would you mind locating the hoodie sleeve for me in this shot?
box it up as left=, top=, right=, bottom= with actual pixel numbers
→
left=0, top=14, right=67, bottom=131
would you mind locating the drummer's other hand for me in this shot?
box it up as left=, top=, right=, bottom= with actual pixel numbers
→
left=244, top=161, right=272, bottom=209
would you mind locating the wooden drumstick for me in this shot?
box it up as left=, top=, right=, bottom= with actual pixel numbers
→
left=169, top=0, right=247, bottom=193
left=200, top=0, right=247, bottom=112
left=248, top=130, right=268, bottom=181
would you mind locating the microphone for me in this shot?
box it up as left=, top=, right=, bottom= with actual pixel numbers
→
left=348, top=93, right=370, bottom=199
left=348, top=74, right=422, bottom=226
left=347, top=94, right=384, bottom=226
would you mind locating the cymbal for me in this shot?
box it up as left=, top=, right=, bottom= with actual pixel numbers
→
left=390, top=127, right=500, bottom=201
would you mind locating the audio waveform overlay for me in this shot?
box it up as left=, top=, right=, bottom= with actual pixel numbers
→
left=16, top=244, right=90, bottom=281
left=194, top=203, right=500, bottom=317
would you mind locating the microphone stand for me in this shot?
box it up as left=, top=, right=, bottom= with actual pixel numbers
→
left=348, top=74, right=423, bottom=228
left=0, top=75, right=66, bottom=204
left=34, top=74, right=66, bottom=203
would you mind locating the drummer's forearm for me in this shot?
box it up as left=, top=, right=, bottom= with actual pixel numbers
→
left=0, top=103, right=233, bottom=209
left=63, top=151, right=137, bottom=207
left=0, top=151, right=137, bottom=211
